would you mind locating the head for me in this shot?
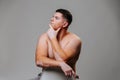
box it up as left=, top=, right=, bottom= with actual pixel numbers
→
left=50, top=9, right=72, bottom=30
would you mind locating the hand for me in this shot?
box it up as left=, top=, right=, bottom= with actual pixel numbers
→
left=47, top=24, right=61, bottom=39
left=59, top=61, right=76, bottom=77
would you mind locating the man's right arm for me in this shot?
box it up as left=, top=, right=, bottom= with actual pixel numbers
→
left=35, top=33, right=62, bottom=68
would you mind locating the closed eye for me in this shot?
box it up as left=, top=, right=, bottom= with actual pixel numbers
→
left=55, top=16, right=59, bottom=20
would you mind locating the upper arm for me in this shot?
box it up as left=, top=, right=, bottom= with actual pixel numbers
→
left=63, top=37, right=82, bottom=61
left=35, top=34, right=48, bottom=63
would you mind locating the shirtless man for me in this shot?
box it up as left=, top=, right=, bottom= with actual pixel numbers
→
left=35, top=9, right=82, bottom=80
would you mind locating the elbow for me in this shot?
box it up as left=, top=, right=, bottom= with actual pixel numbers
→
left=35, top=56, right=44, bottom=67
left=36, top=60, right=43, bottom=67
left=36, top=60, right=50, bottom=68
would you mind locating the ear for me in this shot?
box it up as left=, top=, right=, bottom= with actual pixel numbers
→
left=63, top=22, right=68, bottom=28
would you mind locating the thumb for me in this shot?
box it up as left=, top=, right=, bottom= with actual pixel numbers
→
left=49, top=24, right=54, bottom=30
left=56, top=27, right=61, bottom=33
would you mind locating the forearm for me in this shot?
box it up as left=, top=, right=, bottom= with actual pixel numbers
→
left=51, top=38, right=67, bottom=61
left=54, top=51, right=64, bottom=61
left=36, top=56, right=62, bottom=68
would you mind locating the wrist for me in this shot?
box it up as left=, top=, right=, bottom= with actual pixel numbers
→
left=58, top=61, right=64, bottom=67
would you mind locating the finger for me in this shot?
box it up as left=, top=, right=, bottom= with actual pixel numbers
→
left=48, top=24, right=51, bottom=28
left=66, top=70, right=71, bottom=77
left=72, top=70, right=76, bottom=78
left=49, top=24, right=61, bottom=33
left=47, top=28, right=51, bottom=34
left=65, top=72, right=67, bottom=76
left=67, top=72, right=70, bottom=77
left=56, top=27, right=61, bottom=33
left=49, top=24, right=54, bottom=30
left=67, top=70, right=72, bottom=76
left=69, top=71, right=72, bottom=76
left=65, top=71, right=70, bottom=76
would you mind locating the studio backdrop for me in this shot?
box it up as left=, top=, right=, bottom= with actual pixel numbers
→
left=0, top=0, right=120, bottom=80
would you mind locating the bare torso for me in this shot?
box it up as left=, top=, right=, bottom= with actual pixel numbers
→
left=46, top=32, right=80, bottom=71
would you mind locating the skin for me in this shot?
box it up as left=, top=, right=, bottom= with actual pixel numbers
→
left=35, top=12, right=82, bottom=77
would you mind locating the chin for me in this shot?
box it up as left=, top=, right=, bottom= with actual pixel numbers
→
left=52, top=26, right=58, bottom=30
left=54, top=28, right=57, bottom=30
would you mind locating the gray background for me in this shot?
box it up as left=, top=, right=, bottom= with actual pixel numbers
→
left=0, top=0, right=120, bottom=80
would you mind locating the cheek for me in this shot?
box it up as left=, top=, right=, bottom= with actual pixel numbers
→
left=56, top=21, right=64, bottom=26
left=56, top=22, right=63, bottom=28
left=53, top=21, right=60, bottom=27
left=52, top=21, right=63, bottom=29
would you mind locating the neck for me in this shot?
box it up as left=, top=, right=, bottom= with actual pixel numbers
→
left=57, top=28, right=67, bottom=41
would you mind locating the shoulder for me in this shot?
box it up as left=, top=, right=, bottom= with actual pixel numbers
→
left=68, top=32, right=82, bottom=44
left=38, top=32, right=48, bottom=41
left=37, top=32, right=49, bottom=45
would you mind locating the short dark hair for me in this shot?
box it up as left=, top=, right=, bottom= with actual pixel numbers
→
left=56, top=9, right=72, bottom=26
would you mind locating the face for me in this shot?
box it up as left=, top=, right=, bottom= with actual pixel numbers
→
left=50, top=12, right=67, bottom=30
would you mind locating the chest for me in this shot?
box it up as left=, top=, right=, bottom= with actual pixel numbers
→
left=47, top=39, right=69, bottom=58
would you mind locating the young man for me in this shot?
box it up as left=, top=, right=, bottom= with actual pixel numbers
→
left=35, top=9, right=82, bottom=80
